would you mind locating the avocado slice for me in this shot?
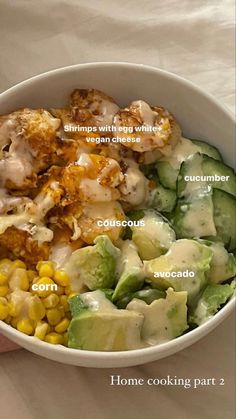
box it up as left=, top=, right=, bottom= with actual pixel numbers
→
left=68, top=310, right=144, bottom=351
left=127, top=287, right=188, bottom=345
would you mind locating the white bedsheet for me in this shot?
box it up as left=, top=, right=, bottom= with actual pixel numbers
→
left=0, top=1, right=235, bottom=418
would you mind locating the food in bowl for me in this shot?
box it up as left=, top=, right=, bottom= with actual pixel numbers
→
left=0, top=87, right=235, bottom=352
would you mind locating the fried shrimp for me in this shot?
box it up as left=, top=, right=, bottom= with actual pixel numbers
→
left=113, top=100, right=181, bottom=153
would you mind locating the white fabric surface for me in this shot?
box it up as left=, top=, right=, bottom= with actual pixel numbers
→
left=0, top=1, right=235, bottom=418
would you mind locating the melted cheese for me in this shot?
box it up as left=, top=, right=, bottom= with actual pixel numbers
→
left=160, top=137, right=200, bottom=169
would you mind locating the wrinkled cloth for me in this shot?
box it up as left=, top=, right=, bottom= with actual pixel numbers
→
left=0, top=0, right=235, bottom=418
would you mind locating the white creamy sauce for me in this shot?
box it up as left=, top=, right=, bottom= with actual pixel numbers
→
left=160, top=137, right=200, bottom=169
left=182, top=195, right=217, bottom=237
left=80, top=178, right=112, bottom=202
left=81, top=290, right=116, bottom=312
left=119, top=240, right=143, bottom=275
left=83, top=201, right=122, bottom=220
left=91, top=97, right=119, bottom=127
left=0, top=118, right=15, bottom=149
left=119, top=159, right=148, bottom=206
left=132, top=100, right=155, bottom=126
left=77, top=153, right=93, bottom=169
left=50, top=243, right=73, bottom=268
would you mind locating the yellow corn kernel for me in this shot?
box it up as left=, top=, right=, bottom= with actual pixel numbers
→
left=27, top=270, right=37, bottom=283
left=55, top=285, right=64, bottom=296
left=0, top=272, right=8, bottom=286
left=0, top=285, right=9, bottom=297
left=59, top=295, right=69, bottom=312
left=11, top=317, right=19, bottom=328
left=46, top=308, right=62, bottom=326
left=28, top=298, right=46, bottom=321
left=4, top=315, right=11, bottom=324
left=64, top=285, right=72, bottom=295
left=54, top=270, right=70, bottom=287
left=63, top=332, right=68, bottom=346
left=55, top=318, right=70, bottom=334
left=37, top=261, right=54, bottom=278
left=8, top=301, right=20, bottom=317
left=42, top=293, right=59, bottom=309
left=32, top=277, right=57, bottom=298
left=0, top=259, right=13, bottom=276
left=12, top=260, right=26, bottom=270
left=34, top=321, right=49, bottom=340
left=8, top=268, right=29, bottom=292
left=0, top=297, right=9, bottom=320
left=17, top=319, right=34, bottom=335
left=44, top=332, right=64, bottom=345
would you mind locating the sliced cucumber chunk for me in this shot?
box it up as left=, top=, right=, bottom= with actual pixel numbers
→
left=191, top=139, right=222, bottom=161
left=206, top=189, right=236, bottom=252
left=171, top=188, right=216, bottom=239
left=156, top=161, right=178, bottom=190
left=202, top=155, right=236, bottom=197
left=177, top=153, right=236, bottom=198
left=149, top=184, right=176, bottom=213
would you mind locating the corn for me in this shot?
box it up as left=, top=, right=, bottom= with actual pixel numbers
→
left=0, top=259, right=13, bottom=275
left=46, top=308, right=62, bottom=326
left=45, top=332, right=64, bottom=345
left=0, top=285, right=9, bottom=297
left=28, top=298, right=46, bottom=321
left=27, top=270, right=37, bottom=283
left=55, top=285, right=64, bottom=296
left=4, top=315, right=11, bottom=324
left=54, top=270, right=70, bottom=287
left=0, top=272, right=8, bottom=286
left=59, top=295, right=69, bottom=312
left=63, top=332, right=68, bottom=346
left=42, top=293, right=59, bottom=308
left=37, top=261, right=54, bottom=278
left=11, top=317, right=19, bottom=328
left=12, top=260, right=26, bottom=270
left=20, top=270, right=29, bottom=291
left=8, top=301, right=20, bottom=317
left=9, top=268, right=29, bottom=292
left=32, top=277, right=57, bottom=298
left=17, top=319, right=34, bottom=335
left=55, top=318, right=70, bottom=334
left=0, top=297, right=9, bottom=320
left=64, top=286, right=72, bottom=295
left=34, top=321, right=49, bottom=340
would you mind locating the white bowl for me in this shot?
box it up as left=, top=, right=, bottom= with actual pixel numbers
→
left=0, top=62, right=235, bottom=367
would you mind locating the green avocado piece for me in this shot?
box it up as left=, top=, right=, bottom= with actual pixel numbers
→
left=127, top=287, right=188, bottom=345
left=64, top=235, right=121, bottom=291
left=189, top=282, right=235, bottom=325
left=144, top=239, right=213, bottom=306
left=68, top=310, right=144, bottom=351
left=196, top=240, right=236, bottom=283
left=112, top=240, right=145, bottom=302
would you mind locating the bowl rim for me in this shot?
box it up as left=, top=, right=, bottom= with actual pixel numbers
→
left=0, top=61, right=235, bottom=362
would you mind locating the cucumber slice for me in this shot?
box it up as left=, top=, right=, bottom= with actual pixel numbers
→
left=156, top=137, right=222, bottom=191
left=156, top=161, right=178, bottom=190
left=177, top=153, right=205, bottom=198
left=201, top=155, right=236, bottom=197
left=177, top=153, right=236, bottom=198
left=149, top=184, right=176, bottom=213
left=191, top=140, right=222, bottom=161
left=206, top=189, right=236, bottom=252
left=171, top=188, right=216, bottom=239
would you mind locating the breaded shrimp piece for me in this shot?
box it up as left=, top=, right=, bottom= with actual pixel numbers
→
left=0, top=108, right=62, bottom=190
left=61, top=153, right=123, bottom=204
left=113, top=100, right=181, bottom=153
left=0, top=226, right=50, bottom=266
left=70, top=88, right=119, bottom=128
